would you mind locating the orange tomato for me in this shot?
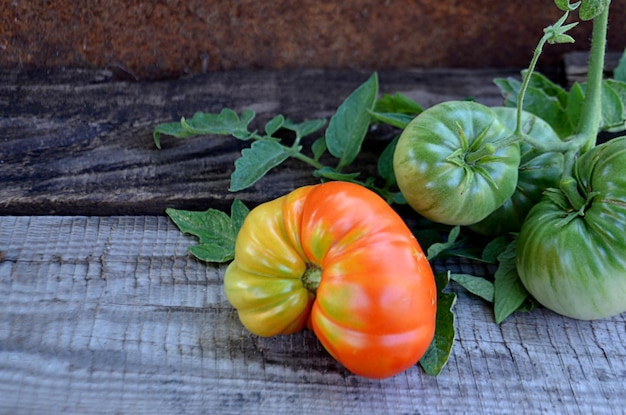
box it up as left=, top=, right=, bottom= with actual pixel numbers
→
left=224, top=181, right=436, bottom=379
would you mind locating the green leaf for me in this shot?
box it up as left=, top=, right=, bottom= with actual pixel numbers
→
left=230, top=141, right=297, bottom=191
left=283, top=118, right=327, bottom=139
left=311, top=137, right=328, bottom=161
left=554, top=0, right=581, bottom=11
left=374, top=92, right=423, bottom=115
left=427, top=226, right=461, bottom=261
left=182, top=108, right=256, bottom=139
left=230, top=199, right=250, bottom=234
left=312, top=166, right=360, bottom=181
left=493, top=238, right=530, bottom=323
left=264, top=114, right=285, bottom=137
left=166, top=200, right=249, bottom=263
left=481, top=235, right=511, bottom=263
left=326, top=73, right=379, bottom=169
left=615, top=49, right=626, bottom=82
left=377, top=136, right=399, bottom=186
left=494, top=76, right=574, bottom=138
left=419, top=271, right=456, bottom=376
left=566, top=82, right=586, bottom=130
left=601, top=81, right=625, bottom=131
left=153, top=121, right=195, bottom=149
left=369, top=111, right=415, bottom=129
left=450, top=274, right=494, bottom=303
left=579, top=0, right=609, bottom=20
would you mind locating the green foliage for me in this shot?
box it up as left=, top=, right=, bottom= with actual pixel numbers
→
left=166, top=200, right=250, bottom=263
left=419, top=271, right=457, bottom=376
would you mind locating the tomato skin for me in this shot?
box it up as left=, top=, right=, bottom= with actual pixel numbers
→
left=469, top=107, right=564, bottom=236
left=516, top=136, right=626, bottom=320
left=224, top=182, right=437, bottom=379
left=393, top=101, right=521, bottom=226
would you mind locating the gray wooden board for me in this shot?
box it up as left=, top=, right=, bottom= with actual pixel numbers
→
left=1, top=67, right=519, bottom=216
left=1, top=216, right=625, bottom=414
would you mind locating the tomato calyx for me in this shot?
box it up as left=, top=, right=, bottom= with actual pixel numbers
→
left=301, top=263, right=322, bottom=295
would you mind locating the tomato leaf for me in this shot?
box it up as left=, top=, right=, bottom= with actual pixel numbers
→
left=377, top=136, right=399, bottom=186
left=419, top=271, right=457, bottom=376
left=615, top=49, right=626, bottom=82
left=494, top=75, right=574, bottom=138
left=166, top=200, right=249, bottom=263
left=494, top=238, right=530, bottom=323
left=369, top=111, right=414, bottom=129
left=230, top=140, right=298, bottom=191
left=264, top=114, right=285, bottom=137
left=374, top=92, right=423, bottom=115
left=282, top=118, right=327, bottom=140
left=579, top=0, right=609, bottom=20
left=450, top=273, right=495, bottom=303
left=426, top=226, right=461, bottom=261
left=481, top=235, right=511, bottom=263
left=153, top=108, right=256, bottom=148
left=326, top=73, right=379, bottom=169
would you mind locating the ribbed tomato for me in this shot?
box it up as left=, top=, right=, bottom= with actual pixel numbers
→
left=224, top=181, right=437, bottom=379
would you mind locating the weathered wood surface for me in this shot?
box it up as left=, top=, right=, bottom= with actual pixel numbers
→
left=1, top=215, right=625, bottom=415
left=1, top=67, right=519, bottom=215
left=2, top=65, right=626, bottom=414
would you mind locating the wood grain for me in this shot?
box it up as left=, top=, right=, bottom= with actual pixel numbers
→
left=1, top=216, right=625, bottom=414
left=1, top=67, right=517, bottom=216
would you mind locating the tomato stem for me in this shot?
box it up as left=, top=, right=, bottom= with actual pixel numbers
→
left=575, top=3, right=610, bottom=152
left=301, top=263, right=322, bottom=294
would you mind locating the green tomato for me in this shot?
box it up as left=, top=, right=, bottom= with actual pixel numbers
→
left=393, top=101, right=521, bottom=225
left=469, top=107, right=565, bottom=236
left=517, top=136, right=626, bottom=320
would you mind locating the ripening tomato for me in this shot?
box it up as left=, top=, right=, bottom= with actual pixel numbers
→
left=224, top=181, right=437, bottom=379
left=517, top=136, right=626, bottom=320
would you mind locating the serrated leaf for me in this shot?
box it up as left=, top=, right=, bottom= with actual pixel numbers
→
left=450, top=274, right=495, bottom=303
left=326, top=73, right=379, bottom=169
left=494, top=238, right=530, bottom=323
left=182, top=108, right=256, bottom=139
left=264, top=114, right=285, bottom=137
left=419, top=271, right=456, bottom=376
left=166, top=202, right=249, bottom=263
left=377, top=136, right=399, bottom=185
left=283, top=118, right=327, bottom=139
left=230, top=140, right=296, bottom=191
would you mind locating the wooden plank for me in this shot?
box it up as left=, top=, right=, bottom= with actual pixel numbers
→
left=0, top=67, right=518, bottom=216
left=1, top=216, right=625, bottom=414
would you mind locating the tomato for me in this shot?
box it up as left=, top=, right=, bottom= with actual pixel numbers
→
left=393, top=101, right=521, bottom=226
left=516, top=136, right=626, bottom=320
left=224, top=181, right=437, bottom=379
left=469, top=107, right=565, bottom=235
